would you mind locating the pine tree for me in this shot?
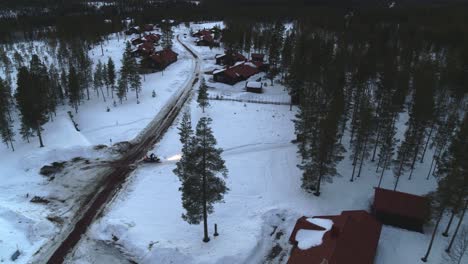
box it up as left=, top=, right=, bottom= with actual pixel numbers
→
left=68, top=66, right=81, bottom=113
left=161, top=22, right=174, bottom=49
left=435, top=113, right=468, bottom=236
left=0, top=77, right=15, bottom=151
left=118, top=42, right=140, bottom=103
left=128, top=61, right=142, bottom=103
left=173, top=111, right=194, bottom=182
left=15, top=55, right=50, bottom=147
left=107, top=57, right=116, bottom=98
left=349, top=94, right=373, bottom=182
left=117, top=70, right=128, bottom=104
left=267, top=21, right=285, bottom=85
left=197, top=79, right=209, bottom=113
left=94, top=60, right=106, bottom=102
left=175, top=117, right=228, bottom=243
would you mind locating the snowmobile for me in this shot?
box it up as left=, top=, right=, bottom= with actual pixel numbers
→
left=143, top=153, right=161, bottom=163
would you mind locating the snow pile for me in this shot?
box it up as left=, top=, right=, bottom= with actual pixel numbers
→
left=296, top=218, right=333, bottom=250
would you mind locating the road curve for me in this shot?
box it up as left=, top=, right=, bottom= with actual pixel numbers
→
left=34, top=36, right=200, bottom=264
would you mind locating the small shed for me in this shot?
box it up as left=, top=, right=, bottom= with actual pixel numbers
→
left=372, top=187, right=430, bottom=233
left=288, top=210, right=382, bottom=264
left=246, top=81, right=263, bottom=93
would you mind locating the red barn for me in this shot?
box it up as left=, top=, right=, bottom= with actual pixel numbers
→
left=372, top=188, right=430, bottom=233
left=288, top=210, right=382, bottom=264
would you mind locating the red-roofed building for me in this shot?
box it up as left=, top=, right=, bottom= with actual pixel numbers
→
left=288, top=210, right=382, bottom=264
left=144, top=33, right=161, bottom=43
left=196, top=34, right=214, bottom=46
left=213, top=62, right=260, bottom=85
left=372, top=188, right=430, bottom=232
left=215, top=51, right=247, bottom=66
left=192, top=29, right=212, bottom=38
left=134, top=42, right=155, bottom=57
left=131, top=37, right=145, bottom=46
left=251, top=53, right=265, bottom=62
left=146, top=49, right=178, bottom=70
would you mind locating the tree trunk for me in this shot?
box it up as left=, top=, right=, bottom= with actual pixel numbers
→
left=86, top=87, right=90, bottom=100
left=371, top=128, right=381, bottom=162
left=446, top=200, right=467, bottom=253
left=8, top=134, right=14, bottom=152
left=314, top=162, right=323, bottom=196
left=357, top=135, right=368, bottom=178
left=100, top=86, right=106, bottom=102
left=421, top=208, right=445, bottom=262
left=420, top=123, right=434, bottom=163
left=350, top=153, right=358, bottom=182
left=377, top=153, right=389, bottom=188
left=426, top=155, right=436, bottom=180
left=393, top=154, right=406, bottom=191
left=36, top=123, right=44, bottom=148
left=408, top=137, right=422, bottom=180
left=202, top=132, right=210, bottom=243
left=442, top=210, right=456, bottom=237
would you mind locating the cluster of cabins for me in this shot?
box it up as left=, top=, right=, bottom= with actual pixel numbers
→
left=287, top=188, right=430, bottom=264
left=192, top=28, right=221, bottom=47
left=212, top=51, right=269, bottom=90
left=126, top=25, right=178, bottom=71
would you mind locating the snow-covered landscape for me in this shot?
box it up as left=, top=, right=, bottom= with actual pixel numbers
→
left=1, top=3, right=467, bottom=263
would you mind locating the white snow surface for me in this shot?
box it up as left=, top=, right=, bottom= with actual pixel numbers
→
left=296, top=218, right=333, bottom=250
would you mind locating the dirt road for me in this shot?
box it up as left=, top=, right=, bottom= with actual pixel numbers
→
left=35, top=36, right=200, bottom=264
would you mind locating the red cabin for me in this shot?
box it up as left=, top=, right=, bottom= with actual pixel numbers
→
left=288, top=210, right=382, bottom=264
left=372, top=188, right=430, bottom=233
left=147, top=49, right=178, bottom=70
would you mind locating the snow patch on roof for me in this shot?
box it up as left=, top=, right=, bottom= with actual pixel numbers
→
left=213, top=68, right=225, bottom=74
left=296, top=218, right=333, bottom=250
